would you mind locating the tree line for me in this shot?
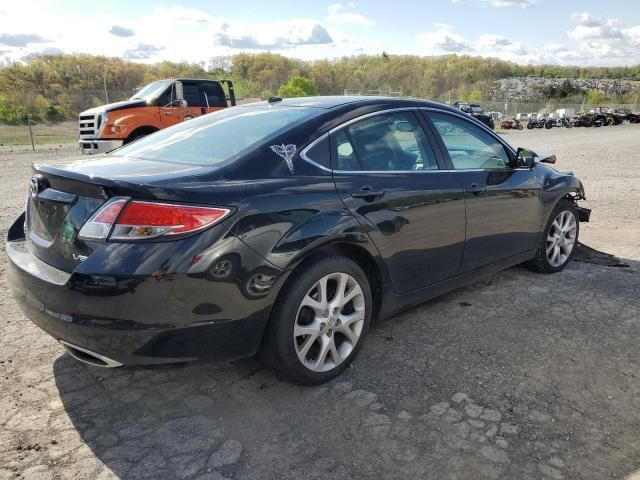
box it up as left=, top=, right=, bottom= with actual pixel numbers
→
left=0, top=52, right=639, bottom=124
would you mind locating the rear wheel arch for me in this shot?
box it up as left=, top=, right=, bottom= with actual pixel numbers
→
left=267, top=241, right=385, bottom=336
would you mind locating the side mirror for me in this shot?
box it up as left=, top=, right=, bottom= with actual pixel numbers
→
left=516, top=147, right=536, bottom=168
left=516, top=147, right=557, bottom=167
left=174, top=81, right=187, bottom=107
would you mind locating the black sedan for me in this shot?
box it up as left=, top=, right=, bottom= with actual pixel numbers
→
left=6, top=96, right=590, bottom=384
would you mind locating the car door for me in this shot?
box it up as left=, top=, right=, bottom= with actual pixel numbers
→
left=331, top=110, right=466, bottom=295
left=423, top=110, right=543, bottom=272
left=159, top=81, right=204, bottom=128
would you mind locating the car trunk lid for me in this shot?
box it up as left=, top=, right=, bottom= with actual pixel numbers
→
left=24, top=155, right=217, bottom=273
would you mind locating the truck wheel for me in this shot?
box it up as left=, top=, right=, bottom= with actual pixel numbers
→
left=525, top=199, right=579, bottom=274
left=261, top=255, right=372, bottom=385
left=123, top=127, right=158, bottom=145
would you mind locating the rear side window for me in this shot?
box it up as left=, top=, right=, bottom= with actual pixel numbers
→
left=334, top=112, right=438, bottom=171
left=201, top=82, right=226, bottom=108
left=112, top=105, right=322, bottom=166
left=182, top=83, right=203, bottom=107
left=303, top=136, right=330, bottom=168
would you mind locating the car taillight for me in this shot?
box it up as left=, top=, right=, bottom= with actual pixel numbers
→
left=78, top=198, right=231, bottom=241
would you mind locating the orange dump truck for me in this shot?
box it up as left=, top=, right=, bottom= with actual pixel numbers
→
left=78, top=78, right=235, bottom=154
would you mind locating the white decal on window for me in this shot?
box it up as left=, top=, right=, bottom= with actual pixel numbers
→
left=270, top=144, right=297, bottom=174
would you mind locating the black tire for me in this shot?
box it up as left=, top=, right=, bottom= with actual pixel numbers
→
left=527, top=122, right=534, bottom=130
left=123, top=127, right=157, bottom=145
left=525, top=198, right=579, bottom=274
left=517, top=124, right=523, bottom=130
left=261, top=255, right=373, bottom=385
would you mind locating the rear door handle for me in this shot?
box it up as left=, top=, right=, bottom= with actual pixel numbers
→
left=464, top=184, right=487, bottom=196
left=351, top=186, right=385, bottom=200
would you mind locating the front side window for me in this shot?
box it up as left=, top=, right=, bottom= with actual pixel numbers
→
left=334, top=112, right=438, bottom=171
left=112, top=105, right=322, bottom=166
left=429, top=113, right=511, bottom=170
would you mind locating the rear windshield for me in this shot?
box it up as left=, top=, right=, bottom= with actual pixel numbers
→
left=112, top=105, right=321, bottom=165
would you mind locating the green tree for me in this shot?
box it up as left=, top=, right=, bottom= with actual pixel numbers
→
left=585, top=89, right=609, bottom=105
left=277, top=76, right=317, bottom=97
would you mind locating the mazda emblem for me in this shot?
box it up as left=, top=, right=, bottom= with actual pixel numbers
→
left=30, top=175, right=46, bottom=197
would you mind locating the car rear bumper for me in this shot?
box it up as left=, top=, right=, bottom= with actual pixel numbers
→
left=79, top=139, right=122, bottom=155
left=6, top=236, right=282, bottom=367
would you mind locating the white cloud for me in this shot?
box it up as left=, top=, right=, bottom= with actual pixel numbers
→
left=476, top=34, right=527, bottom=56
left=109, top=25, right=135, bottom=38
left=327, top=3, right=375, bottom=27
left=416, top=24, right=471, bottom=53
left=213, top=20, right=333, bottom=49
left=560, top=12, right=640, bottom=65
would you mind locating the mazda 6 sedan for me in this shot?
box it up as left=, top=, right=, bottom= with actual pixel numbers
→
left=6, top=96, right=590, bottom=384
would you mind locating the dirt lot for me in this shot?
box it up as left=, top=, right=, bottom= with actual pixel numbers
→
left=0, top=125, right=639, bottom=480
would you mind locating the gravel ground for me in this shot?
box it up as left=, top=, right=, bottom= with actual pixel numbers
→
left=0, top=126, right=639, bottom=480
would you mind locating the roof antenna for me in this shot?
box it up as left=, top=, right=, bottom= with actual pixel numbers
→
left=268, top=96, right=283, bottom=103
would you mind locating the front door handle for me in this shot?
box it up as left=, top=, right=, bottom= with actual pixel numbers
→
left=164, top=111, right=174, bottom=116
left=351, top=186, right=385, bottom=200
left=465, top=184, right=487, bottom=196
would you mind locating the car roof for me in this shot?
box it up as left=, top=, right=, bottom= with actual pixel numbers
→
left=243, top=95, right=456, bottom=111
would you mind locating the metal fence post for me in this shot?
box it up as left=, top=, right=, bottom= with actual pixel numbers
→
left=26, top=115, right=35, bottom=151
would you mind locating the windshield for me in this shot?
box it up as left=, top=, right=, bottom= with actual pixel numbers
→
left=112, top=104, right=322, bottom=165
left=130, top=80, right=172, bottom=101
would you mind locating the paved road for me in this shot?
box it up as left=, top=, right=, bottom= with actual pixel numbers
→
left=1, top=126, right=639, bottom=479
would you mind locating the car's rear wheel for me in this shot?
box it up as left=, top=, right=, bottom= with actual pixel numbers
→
left=262, top=256, right=372, bottom=385
left=526, top=199, right=579, bottom=273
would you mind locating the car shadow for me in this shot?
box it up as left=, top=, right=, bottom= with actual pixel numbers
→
left=52, top=250, right=639, bottom=479
left=52, top=353, right=292, bottom=478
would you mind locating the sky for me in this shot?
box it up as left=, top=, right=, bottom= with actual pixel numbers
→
left=1, top=0, right=640, bottom=67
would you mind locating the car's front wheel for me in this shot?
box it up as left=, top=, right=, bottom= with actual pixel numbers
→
left=526, top=199, right=579, bottom=273
left=262, top=256, right=372, bottom=385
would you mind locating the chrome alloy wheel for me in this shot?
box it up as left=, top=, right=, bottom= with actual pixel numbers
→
left=293, top=272, right=365, bottom=372
left=546, top=210, right=577, bottom=267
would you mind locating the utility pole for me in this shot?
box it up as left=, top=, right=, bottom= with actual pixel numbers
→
left=26, top=115, right=35, bottom=151
left=102, top=69, right=109, bottom=103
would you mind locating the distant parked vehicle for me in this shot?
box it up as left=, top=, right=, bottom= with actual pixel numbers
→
left=453, top=102, right=495, bottom=129
left=610, top=108, right=640, bottom=124
left=572, top=114, right=602, bottom=127
left=590, top=107, right=618, bottom=126
left=527, top=116, right=546, bottom=129
left=500, top=118, right=523, bottom=130
left=78, top=78, right=236, bottom=154
left=545, top=117, right=572, bottom=129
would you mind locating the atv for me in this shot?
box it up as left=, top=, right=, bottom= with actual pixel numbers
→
left=500, top=118, right=523, bottom=130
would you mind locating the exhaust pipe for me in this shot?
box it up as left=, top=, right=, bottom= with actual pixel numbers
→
left=59, top=340, right=123, bottom=368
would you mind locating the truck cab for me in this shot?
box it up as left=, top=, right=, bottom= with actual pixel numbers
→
left=452, top=102, right=495, bottom=129
left=78, top=78, right=236, bottom=154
